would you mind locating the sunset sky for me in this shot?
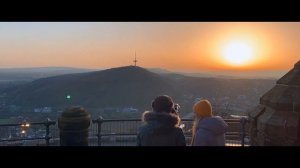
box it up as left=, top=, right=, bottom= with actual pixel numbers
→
left=0, top=22, right=299, bottom=72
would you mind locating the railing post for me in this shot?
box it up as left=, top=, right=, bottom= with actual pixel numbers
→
left=45, top=118, right=51, bottom=146
left=240, top=117, right=247, bottom=147
left=96, top=116, right=103, bottom=146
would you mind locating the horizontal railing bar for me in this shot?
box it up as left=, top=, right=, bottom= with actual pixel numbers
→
left=97, top=132, right=246, bottom=137
left=100, top=133, right=137, bottom=136
left=92, top=118, right=241, bottom=123
left=0, top=121, right=56, bottom=127
left=1, top=118, right=242, bottom=126
left=92, top=119, right=141, bottom=123
left=0, top=135, right=245, bottom=142
left=0, top=137, right=48, bottom=142
left=110, top=119, right=239, bottom=122
left=0, top=118, right=242, bottom=126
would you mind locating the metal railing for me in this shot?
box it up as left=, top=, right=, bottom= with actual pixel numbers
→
left=0, top=117, right=249, bottom=146
left=92, top=117, right=250, bottom=146
left=0, top=118, right=56, bottom=146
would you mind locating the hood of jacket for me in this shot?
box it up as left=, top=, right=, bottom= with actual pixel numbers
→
left=197, top=116, right=228, bottom=135
left=142, top=111, right=180, bottom=127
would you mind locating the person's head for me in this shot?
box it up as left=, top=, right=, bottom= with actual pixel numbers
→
left=152, top=95, right=174, bottom=113
left=193, top=99, right=213, bottom=119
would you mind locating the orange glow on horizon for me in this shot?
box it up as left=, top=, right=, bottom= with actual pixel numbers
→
left=0, top=22, right=298, bottom=72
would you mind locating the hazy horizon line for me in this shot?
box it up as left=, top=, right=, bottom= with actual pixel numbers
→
left=0, top=65, right=288, bottom=79
left=0, top=65, right=290, bottom=71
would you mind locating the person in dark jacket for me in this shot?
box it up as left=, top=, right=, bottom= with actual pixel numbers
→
left=191, top=99, right=228, bottom=146
left=137, top=95, right=186, bottom=146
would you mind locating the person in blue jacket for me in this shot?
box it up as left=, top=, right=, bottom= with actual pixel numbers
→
left=191, top=99, right=228, bottom=146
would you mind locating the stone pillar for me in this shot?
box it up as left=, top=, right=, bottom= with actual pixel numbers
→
left=58, top=107, right=91, bottom=146
left=249, top=60, right=300, bottom=146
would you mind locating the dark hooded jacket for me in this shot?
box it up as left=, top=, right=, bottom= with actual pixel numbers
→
left=137, top=111, right=186, bottom=146
left=193, top=116, right=228, bottom=146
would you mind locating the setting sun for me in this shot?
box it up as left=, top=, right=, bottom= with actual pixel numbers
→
left=222, top=41, right=254, bottom=66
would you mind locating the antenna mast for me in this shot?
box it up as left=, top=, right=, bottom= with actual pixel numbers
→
left=133, top=52, right=138, bottom=66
